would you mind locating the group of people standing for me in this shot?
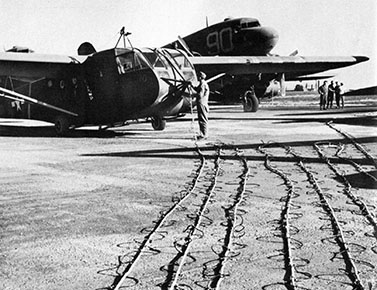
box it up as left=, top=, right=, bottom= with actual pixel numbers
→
left=318, top=80, right=345, bottom=110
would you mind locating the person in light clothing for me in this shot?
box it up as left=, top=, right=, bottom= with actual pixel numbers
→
left=194, top=71, right=210, bottom=139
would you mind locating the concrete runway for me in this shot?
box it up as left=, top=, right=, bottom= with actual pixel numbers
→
left=1, top=97, right=377, bottom=289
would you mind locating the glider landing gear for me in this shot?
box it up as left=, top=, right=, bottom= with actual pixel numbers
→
left=54, top=115, right=71, bottom=136
left=242, top=90, right=259, bottom=112
left=151, top=116, right=166, bottom=131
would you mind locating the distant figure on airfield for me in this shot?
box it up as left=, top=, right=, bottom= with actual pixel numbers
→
left=334, top=81, right=340, bottom=108
left=318, top=80, right=328, bottom=110
left=327, top=80, right=335, bottom=109
left=338, top=83, right=345, bottom=108
left=194, top=71, right=210, bottom=139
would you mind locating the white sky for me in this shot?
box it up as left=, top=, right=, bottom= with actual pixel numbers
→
left=0, top=0, right=376, bottom=89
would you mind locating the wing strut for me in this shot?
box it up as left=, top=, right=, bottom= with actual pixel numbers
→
left=206, top=73, right=226, bottom=83
left=0, top=86, right=78, bottom=117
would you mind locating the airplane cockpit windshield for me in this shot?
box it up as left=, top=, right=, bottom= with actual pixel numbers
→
left=115, top=49, right=150, bottom=74
left=240, top=20, right=260, bottom=29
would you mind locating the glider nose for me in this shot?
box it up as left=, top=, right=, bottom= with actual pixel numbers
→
left=243, top=26, right=279, bottom=54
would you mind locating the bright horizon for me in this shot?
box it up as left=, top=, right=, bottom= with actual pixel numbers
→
left=0, top=0, right=376, bottom=90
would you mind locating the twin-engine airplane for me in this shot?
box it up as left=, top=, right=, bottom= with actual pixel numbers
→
left=0, top=18, right=368, bottom=135
left=165, top=17, right=368, bottom=111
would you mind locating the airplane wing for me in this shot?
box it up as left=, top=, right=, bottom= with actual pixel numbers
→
left=189, top=55, right=368, bottom=77
left=285, top=74, right=335, bottom=81
left=0, top=52, right=87, bottom=79
left=0, top=52, right=87, bottom=116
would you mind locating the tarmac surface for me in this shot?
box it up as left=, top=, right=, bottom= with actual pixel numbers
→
left=1, top=95, right=377, bottom=290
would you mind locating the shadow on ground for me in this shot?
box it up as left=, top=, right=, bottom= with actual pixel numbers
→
left=0, top=124, right=133, bottom=138
left=339, top=171, right=377, bottom=189
left=82, top=138, right=377, bottom=167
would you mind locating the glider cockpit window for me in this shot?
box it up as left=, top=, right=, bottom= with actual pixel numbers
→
left=116, top=52, right=149, bottom=74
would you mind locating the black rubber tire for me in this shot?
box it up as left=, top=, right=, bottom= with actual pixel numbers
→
left=151, top=117, right=166, bottom=131
left=54, top=115, right=70, bottom=136
left=243, top=91, right=259, bottom=112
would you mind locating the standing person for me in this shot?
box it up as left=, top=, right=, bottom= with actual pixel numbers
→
left=194, top=71, right=210, bottom=139
left=334, top=81, right=340, bottom=108
left=318, top=81, right=328, bottom=110
left=327, top=80, right=335, bottom=109
left=339, top=83, right=345, bottom=108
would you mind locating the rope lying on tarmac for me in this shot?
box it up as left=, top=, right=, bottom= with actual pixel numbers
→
left=168, top=148, right=221, bottom=290
left=327, top=121, right=377, bottom=169
left=258, top=143, right=297, bottom=290
left=287, top=145, right=366, bottom=290
left=209, top=148, right=250, bottom=290
left=111, top=147, right=206, bottom=290
left=314, top=142, right=377, bottom=239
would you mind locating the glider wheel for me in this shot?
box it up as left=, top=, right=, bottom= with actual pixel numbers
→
left=243, top=91, right=259, bottom=112
left=151, top=116, right=166, bottom=131
left=54, top=115, right=70, bottom=136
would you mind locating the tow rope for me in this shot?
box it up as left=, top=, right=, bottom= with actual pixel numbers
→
left=188, top=86, right=198, bottom=143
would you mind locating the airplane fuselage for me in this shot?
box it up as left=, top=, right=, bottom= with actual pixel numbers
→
left=166, top=17, right=279, bottom=57
left=165, top=17, right=281, bottom=106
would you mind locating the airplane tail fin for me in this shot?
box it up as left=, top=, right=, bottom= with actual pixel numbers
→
left=77, top=42, right=96, bottom=56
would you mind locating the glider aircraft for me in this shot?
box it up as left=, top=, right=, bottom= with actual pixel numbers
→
left=0, top=31, right=198, bottom=135
left=0, top=18, right=368, bottom=135
left=165, top=17, right=368, bottom=111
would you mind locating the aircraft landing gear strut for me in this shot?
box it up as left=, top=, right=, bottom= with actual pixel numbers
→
left=151, top=116, right=166, bottom=131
